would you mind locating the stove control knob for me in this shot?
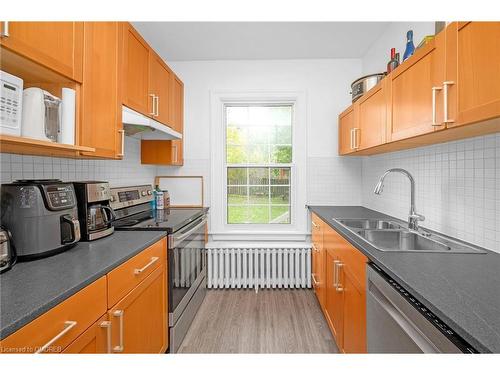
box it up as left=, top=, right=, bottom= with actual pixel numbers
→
left=141, top=191, right=147, bottom=196
left=147, top=190, right=152, bottom=195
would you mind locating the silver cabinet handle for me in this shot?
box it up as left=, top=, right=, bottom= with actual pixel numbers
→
left=1, top=21, right=9, bottom=38
left=443, top=81, right=455, bottom=124
left=333, top=260, right=339, bottom=288
left=312, top=273, right=319, bottom=286
left=35, top=321, right=77, bottom=353
left=350, top=128, right=354, bottom=150
left=99, top=321, right=112, bottom=354
left=134, top=256, right=159, bottom=275
left=335, top=261, right=344, bottom=292
left=149, top=94, right=156, bottom=116
left=312, top=243, right=319, bottom=252
left=117, top=129, right=125, bottom=157
left=155, top=95, right=159, bottom=117
left=431, top=86, right=443, bottom=126
left=311, top=221, right=319, bottom=229
left=173, top=144, right=178, bottom=163
left=352, top=128, right=359, bottom=149
left=113, top=310, right=124, bottom=353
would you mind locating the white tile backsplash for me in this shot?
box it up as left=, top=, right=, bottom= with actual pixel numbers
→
left=308, top=156, right=362, bottom=206
left=0, top=137, right=157, bottom=187
left=362, top=133, right=500, bottom=253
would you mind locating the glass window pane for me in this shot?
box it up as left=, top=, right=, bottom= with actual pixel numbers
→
left=271, top=168, right=290, bottom=185
left=247, top=126, right=270, bottom=144
left=226, top=145, right=246, bottom=164
left=248, top=168, right=269, bottom=185
left=248, top=205, right=270, bottom=224
left=227, top=168, right=247, bottom=185
left=271, top=206, right=290, bottom=224
left=271, top=186, right=289, bottom=205
left=246, top=144, right=269, bottom=164
left=226, top=126, right=246, bottom=146
left=249, top=186, right=269, bottom=204
left=270, top=145, right=292, bottom=163
left=272, top=125, right=292, bottom=145
left=228, top=186, right=248, bottom=204
left=227, top=205, right=248, bottom=224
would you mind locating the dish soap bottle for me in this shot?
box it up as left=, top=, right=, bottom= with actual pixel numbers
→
left=154, top=185, right=164, bottom=210
left=403, top=30, right=415, bottom=61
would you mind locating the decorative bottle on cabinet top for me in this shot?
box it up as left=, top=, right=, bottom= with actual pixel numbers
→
left=403, top=30, right=415, bottom=61
left=387, top=48, right=399, bottom=73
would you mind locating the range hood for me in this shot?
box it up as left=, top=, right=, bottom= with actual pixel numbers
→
left=122, top=106, right=182, bottom=140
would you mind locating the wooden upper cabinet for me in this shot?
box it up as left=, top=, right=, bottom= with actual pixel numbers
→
left=311, top=214, right=326, bottom=310
left=122, top=23, right=151, bottom=116
left=149, top=52, right=172, bottom=126
left=80, top=22, right=123, bottom=159
left=0, top=22, right=83, bottom=82
left=356, top=80, right=387, bottom=150
left=338, top=105, right=357, bottom=155
left=387, top=30, right=446, bottom=142
left=446, top=22, right=500, bottom=128
left=108, top=266, right=167, bottom=354
left=170, top=74, right=184, bottom=133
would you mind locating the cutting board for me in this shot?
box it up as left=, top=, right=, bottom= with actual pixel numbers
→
left=154, top=176, right=204, bottom=208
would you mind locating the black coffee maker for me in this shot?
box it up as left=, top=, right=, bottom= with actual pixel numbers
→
left=73, top=181, right=115, bottom=241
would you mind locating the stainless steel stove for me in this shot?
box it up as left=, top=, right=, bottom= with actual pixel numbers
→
left=110, top=184, right=208, bottom=353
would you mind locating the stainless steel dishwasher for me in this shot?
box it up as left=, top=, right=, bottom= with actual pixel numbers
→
left=366, top=263, right=477, bottom=353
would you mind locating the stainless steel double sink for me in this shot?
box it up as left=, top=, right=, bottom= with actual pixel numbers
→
left=334, top=219, right=486, bottom=254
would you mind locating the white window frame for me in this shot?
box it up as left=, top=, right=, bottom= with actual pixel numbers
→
left=210, top=90, right=308, bottom=242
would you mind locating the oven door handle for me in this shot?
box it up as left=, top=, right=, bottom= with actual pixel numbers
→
left=169, top=216, right=207, bottom=248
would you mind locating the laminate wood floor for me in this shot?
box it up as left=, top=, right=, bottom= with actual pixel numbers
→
left=178, top=289, right=338, bottom=353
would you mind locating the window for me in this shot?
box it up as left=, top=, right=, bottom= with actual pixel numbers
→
left=225, top=105, right=293, bottom=224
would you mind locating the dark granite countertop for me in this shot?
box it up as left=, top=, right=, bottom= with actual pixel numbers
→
left=308, top=206, right=500, bottom=353
left=0, top=231, right=166, bottom=340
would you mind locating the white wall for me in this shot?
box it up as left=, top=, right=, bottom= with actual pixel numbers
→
left=159, top=59, right=364, bottom=217
left=361, top=22, right=435, bottom=74
left=362, top=134, right=500, bottom=253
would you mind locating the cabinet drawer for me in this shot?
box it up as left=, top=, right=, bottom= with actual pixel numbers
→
left=0, top=277, right=107, bottom=354
left=107, top=238, right=166, bottom=308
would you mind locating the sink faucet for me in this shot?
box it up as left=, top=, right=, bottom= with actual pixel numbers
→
left=373, top=168, right=425, bottom=231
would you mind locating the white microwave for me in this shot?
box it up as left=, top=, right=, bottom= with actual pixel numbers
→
left=0, top=70, right=23, bottom=137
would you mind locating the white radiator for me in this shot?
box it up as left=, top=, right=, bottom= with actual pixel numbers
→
left=207, top=247, right=312, bottom=289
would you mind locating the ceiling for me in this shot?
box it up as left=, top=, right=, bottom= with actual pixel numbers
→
left=133, top=22, right=390, bottom=61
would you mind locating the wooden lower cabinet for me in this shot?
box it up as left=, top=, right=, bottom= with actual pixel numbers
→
left=311, top=213, right=326, bottom=309
left=0, top=238, right=168, bottom=354
left=312, top=215, right=368, bottom=353
left=62, top=314, right=110, bottom=354
left=108, top=266, right=167, bottom=354
left=341, top=270, right=366, bottom=353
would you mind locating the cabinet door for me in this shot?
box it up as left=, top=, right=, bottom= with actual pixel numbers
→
left=149, top=52, right=172, bottom=126
left=80, top=22, right=123, bottom=159
left=122, top=23, right=151, bottom=116
left=341, top=271, right=366, bottom=354
left=325, top=249, right=343, bottom=349
left=108, top=266, right=167, bottom=354
left=446, top=22, right=500, bottom=128
left=62, top=314, right=111, bottom=354
left=311, top=214, right=325, bottom=309
left=387, top=30, right=446, bottom=141
left=338, top=106, right=357, bottom=155
left=357, top=80, right=387, bottom=150
left=170, top=74, right=184, bottom=133
left=0, top=22, right=83, bottom=81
